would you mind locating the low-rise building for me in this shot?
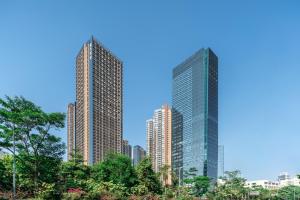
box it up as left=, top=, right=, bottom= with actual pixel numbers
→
left=276, top=172, right=300, bottom=187
left=245, top=172, right=300, bottom=190
left=279, top=176, right=300, bottom=187
left=246, top=180, right=279, bottom=190
left=278, top=172, right=290, bottom=181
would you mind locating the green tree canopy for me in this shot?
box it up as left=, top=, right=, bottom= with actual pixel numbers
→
left=136, top=157, right=162, bottom=194
left=0, top=96, right=66, bottom=193
left=0, top=154, right=13, bottom=191
left=60, top=150, right=91, bottom=190
left=277, top=185, right=300, bottom=200
left=158, top=164, right=171, bottom=186
left=213, top=170, right=249, bottom=200
left=183, top=167, right=211, bottom=197
left=92, top=153, right=137, bottom=189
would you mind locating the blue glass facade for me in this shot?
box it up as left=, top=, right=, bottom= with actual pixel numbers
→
left=133, top=145, right=146, bottom=166
left=172, top=48, right=218, bottom=182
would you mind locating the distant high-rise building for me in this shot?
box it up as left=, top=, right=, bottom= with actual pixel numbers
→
left=218, top=145, right=224, bottom=178
left=146, top=119, right=155, bottom=167
left=122, top=139, right=132, bottom=159
left=147, top=105, right=172, bottom=185
left=172, top=48, right=218, bottom=182
left=73, top=36, right=123, bottom=164
left=133, top=145, right=146, bottom=166
left=67, top=103, right=76, bottom=161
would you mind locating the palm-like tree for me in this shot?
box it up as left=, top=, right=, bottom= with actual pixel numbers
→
left=159, top=164, right=170, bottom=186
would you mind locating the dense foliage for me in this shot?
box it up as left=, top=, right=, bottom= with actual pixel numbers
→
left=60, top=151, right=91, bottom=190
left=92, top=152, right=137, bottom=189
left=135, top=157, right=162, bottom=195
left=183, top=167, right=210, bottom=197
left=0, top=96, right=65, bottom=198
left=0, top=96, right=300, bottom=199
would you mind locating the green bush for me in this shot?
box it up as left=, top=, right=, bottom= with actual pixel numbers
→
left=85, top=180, right=128, bottom=200
left=131, top=184, right=149, bottom=196
left=174, top=187, right=194, bottom=200
left=36, top=183, right=61, bottom=200
left=162, top=188, right=175, bottom=199
left=62, top=192, right=83, bottom=200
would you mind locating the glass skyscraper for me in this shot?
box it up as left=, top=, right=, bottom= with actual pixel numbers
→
left=172, top=48, right=218, bottom=182
left=133, top=145, right=146, bottom=166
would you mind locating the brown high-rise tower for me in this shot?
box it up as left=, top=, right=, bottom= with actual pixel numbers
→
left=73, top=36, right=123, bottom=164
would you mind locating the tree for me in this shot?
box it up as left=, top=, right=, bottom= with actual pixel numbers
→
left=171, top=170, right=179, bottom=188
left=60, top=150, right=91, bottom=190
left=249, top=186, right=273, bottom=200
left=277, top=185, right=300, bottom=200
left=159, top=164, right=171, bottom=186
left=136, top=157, right=162, bottom=194
left=92, top=153, right=137, bottom=189
left=192, top=176, right=210, bottom=197
left=0, top=96, right=66, bottom=194
left=0, top=155, right=13, bottom=191
left=184, top=167, right=198, bottom=179
left=213, top=170, right=249, bottom=200
left=183, top=167, right=210, bottom=197
left=0, top=157, right=6, bottom=188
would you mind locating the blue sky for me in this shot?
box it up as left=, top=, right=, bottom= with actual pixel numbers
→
left=0, top=0, right=300, bottom=181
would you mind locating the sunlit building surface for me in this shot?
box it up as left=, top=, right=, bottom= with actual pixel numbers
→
left=74, top=36, right=123, bottom=164
left=67, top=103, right=76, bottom=161
left=146, top=105, right=172, bottom=185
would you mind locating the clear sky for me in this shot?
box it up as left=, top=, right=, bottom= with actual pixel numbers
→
left=1, top=0, right=300, bottom=181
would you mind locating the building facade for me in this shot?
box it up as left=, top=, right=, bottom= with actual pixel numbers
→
left=278, top=172, right=290, bottom=181
left=218, top=145, right=224, bottom=178
left=278, top=172, right=300, bottom=187
left=67, top=103, right=76, bottom=161
left=246, top=180, right=280, bottom=190
left=172, top=48, right=218, bottom=182
left=244, top=172, right=300, bottom=190
left=74, top=36, right=123, bottom=164
left=122, top=139, right=132, bottom=159
left=146, top=119, right=155, bottom=168
left=133, top=145, right=146, bottom=166
left=146, top=105, right=172, bottom=184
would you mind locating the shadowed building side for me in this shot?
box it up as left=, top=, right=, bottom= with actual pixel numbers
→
left=133, top=145, right=146, bottom=166
left=122, top=139, right=132, bottom=159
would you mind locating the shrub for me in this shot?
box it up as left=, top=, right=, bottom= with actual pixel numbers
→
left=162, top=188, right=175, bottom=199
left=131, top=184, right=149, bottom=196
left=85, top=180, right=128, bottom=200
left=36, top=183, right=62, bottom=200
left=62, top=192, right=83, bottom=200
left=174, top=186, right=194, bottom=200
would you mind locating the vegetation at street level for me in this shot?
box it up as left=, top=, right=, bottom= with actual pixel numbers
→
left=1, top=96, right=300, bottom=199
